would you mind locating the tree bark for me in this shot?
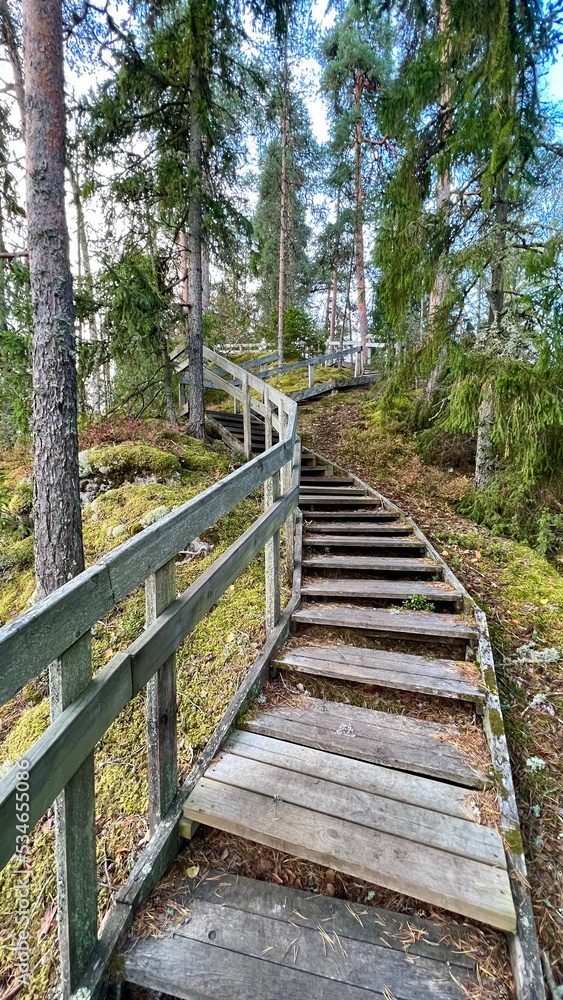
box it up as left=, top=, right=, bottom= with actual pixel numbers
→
left=427, top=0, right=452, bottom=328
left=0, top=0, right=26, bottom=135
left=488, top=169, right=509, bottom=337
left=24, top=0, right=84, bottom=598
left=277, top=38, right=289, bottom=367
left=353, top=74, right=368, bottom=358
left=475, top=381, right=495, bottom=490
left=185, top=60, right=205, bottom=439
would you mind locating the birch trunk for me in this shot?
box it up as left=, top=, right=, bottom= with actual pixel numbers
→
left=24, top=0, right=84, bottom=598
left=185, top=60, right=205, bottom=439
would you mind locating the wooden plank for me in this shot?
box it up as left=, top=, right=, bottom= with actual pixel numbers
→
left=122, top=933, right=389, bottom=999
left=160, top=897, right=472, bottom=1000
left=145, top=558, right=177, bottom=834
left=273, top=645, right=484, bottom=704
left=303, top=511, right=399, bottom=520
left=0, top=439, right=292, bottom=705
left=183, top=868, right=477, bottom=969
left=183, top=779, right=516, bottom=930
left=300, top=578, right=461, bottom=601
left=207, top=751, right=504, bottom=866
left=298, top=496, right=384, bottom=506
left=264, top=390, right=281, bottom=632
left=51, top=634, right=98, bottom=996
left=302, top=556, right=439, bottom=574
left=303, top=535, right=424, bottom=549
left=303, top=522, right=413, bottom=535
left=298, top=486, right=367, bottom=496
left=299, top=477, right=356, bottom=486
left=292, top=605, right=477, bottom=641
left=246, top=705, right=486, bottom=787
left=226, top=730, right=479, bottom=820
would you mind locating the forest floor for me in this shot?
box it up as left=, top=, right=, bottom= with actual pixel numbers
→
left=297, top=387, right=563, bottom=987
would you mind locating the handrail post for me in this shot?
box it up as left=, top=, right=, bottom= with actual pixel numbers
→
left=51, top=633, right=97, bottom=996
left=280, top=403, right=295, bottom=583
left=145, top=558, right=177, bottom=835
left=242, top=370, right=252, bottom=459
left=264, top=386, right=281, bottom=631
left=308, top=363, right=314, bottom=389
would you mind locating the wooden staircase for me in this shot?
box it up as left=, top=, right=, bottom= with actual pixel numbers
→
left=121, top=439, right=533, bottom=999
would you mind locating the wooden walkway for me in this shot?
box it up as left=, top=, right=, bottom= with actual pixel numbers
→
left=121, top=444, right=527, bottom=999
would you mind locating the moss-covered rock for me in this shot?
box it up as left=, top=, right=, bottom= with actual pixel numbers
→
left=0, top=535, right=34, bottom=575
left=86, top=442, right=181, bottom=482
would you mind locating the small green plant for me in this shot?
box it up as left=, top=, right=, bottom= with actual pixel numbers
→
left=403, top=594, right=436, bottom=612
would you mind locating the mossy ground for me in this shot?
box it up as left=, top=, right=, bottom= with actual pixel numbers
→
left=299, top=388, right=563, bottom=979
left=0, top=421, right=268, bottom=998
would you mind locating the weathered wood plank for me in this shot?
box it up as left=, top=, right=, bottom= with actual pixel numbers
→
left=303, top=535, right=424, bottom=549
left=51, top=634, right=98, bottom=996
left=300, top=579, right=461, bottom=601
left=207, top=751, right=505, bottom=865
left=183, top=779, right=516, bottom=930
left=298, top=496, right=384, bottom=506
left=264, top=390, right=281, bottom=632
left=298, top=486, right=367, bottom=495
left=273, top=645, right=484, bottom=704
left=302, top=522, right=413, bottom=535
left=302, top=555, right=439, bottom=573
left=122, top=934, right=389, bottom=999
left=0, top=439, right=292, bottom=705
left=181, top=868, right=477, bottom=969
left=292, top=605, right=477, bottom=641
left=302, top=511, right=399, bottom=520
left=164, top=898, right=471, bottom=999
left=145, top=558, right=177, bottom=834
left=226, top=730, right=480, bottom=820
left=246, top=703, right=486, bottom=787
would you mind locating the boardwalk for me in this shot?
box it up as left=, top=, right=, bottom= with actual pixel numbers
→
left=121, top=441, right=527, bottom=999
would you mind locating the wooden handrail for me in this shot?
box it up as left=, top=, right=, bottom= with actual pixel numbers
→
left=0, top=347, right=300, bottom=998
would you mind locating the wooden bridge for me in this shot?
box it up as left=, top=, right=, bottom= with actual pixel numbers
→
left=0, top=349, right=544, bottom=999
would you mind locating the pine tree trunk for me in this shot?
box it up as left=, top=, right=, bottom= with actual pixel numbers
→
left=488, top=170, right=509, bottom=337
left=353, top=75, right=368, bottom=357
left=0, top=0, right=26, bottom=135
left=186, top=60, right=205, bottom=440
left=24, top=0, right=84, bottom=599
left=69, top=160, right=101, bottom=412
left=475, top=381, right=495, bottom=490
left=427, top=0, right=452, bottom=328
left=277, top=39, right=289, bottom=367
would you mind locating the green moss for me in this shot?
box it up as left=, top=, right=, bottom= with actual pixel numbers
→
left=269, top=364, right=350, bottom=396
left=503, top=826, right=524, bottom=854
left=0, top=701, right=50, bottom=767
left=7, top=479, right=33, bottom=519
left=0, top=535, right=34, bottom=574
left=87, top=442, right=181, bottom=481
left=488, top=707, right=505, bottom=738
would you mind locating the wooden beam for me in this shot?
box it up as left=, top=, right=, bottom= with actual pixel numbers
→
left=145, top=559, right=177, bottom=835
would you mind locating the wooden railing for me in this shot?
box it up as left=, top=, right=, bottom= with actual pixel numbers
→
left=174, top=344, right=364, bottom=412
left=0, top=350, right=300, bottom=998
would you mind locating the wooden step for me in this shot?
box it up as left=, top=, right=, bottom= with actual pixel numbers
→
left=303, top=534, right=425, bottom=550
left=246, top=697, right=488, bottom=787
left=122, top=869, right=479, bottom=999
left=299, top=496, right=384, bottom=507
left=183, top=730, right=513, bottom=930
left=298, top=486, right=367, bottom=496
left=304, top=511, right=398, bottom=521
left=292, top=605, right=478, bottom=642
left=300, top=476, right=355, bottom=486
left=302, top=555, right=440, bottom=575
left=300, top=578, right=461, bottom=602
left=304, top=521, right=413, bottom=535
left=273, top=644, right=484, bottom=705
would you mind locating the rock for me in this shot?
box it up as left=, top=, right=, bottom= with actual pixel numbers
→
left=139, top=505, right=171, bottom=528
left=177, top=537, right=214, bottom=563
